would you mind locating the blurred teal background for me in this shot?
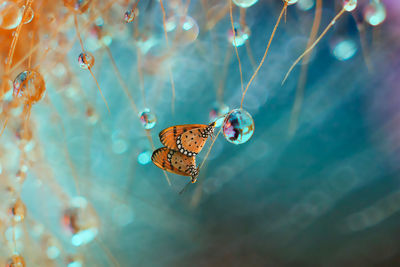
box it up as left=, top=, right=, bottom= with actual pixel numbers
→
left=12, top=0, right=400, bottom=266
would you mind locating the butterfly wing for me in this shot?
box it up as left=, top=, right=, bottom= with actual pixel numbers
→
left=179, top=128, right=209, bottom=155
left=159, top=123, right=214, bottom=155
left=151, top=147, right=197, bottom=177
left=159, top=124, right=206, bottom=151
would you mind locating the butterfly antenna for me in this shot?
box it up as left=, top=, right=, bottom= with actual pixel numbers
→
left=179, top=181, right=192, bottom=195
left=199, top=127, right=222, bottom=170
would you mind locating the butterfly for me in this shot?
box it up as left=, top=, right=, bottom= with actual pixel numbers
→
left=151, top=147, right=199, bottom=183
left=158, top=122, right=215, bottom=157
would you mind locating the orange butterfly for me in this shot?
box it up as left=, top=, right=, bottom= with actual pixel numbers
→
left=158, top=122, right=215, bottom=157
left=151, top=147, right=199, bottom=183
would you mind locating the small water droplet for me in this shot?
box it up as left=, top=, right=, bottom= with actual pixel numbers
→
left=78, top=52, right=95, bottom=69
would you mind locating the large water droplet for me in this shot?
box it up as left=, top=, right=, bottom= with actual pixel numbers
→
left=223, top=109, right=255, bottom=145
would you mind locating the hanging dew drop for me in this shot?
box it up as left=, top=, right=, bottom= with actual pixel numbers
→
left=228, top=23, right=250, bottom=47
left=139, top=109, right=157, bottom=130
left=364, top=1, right=386, bottom=26
left=343, top=0, right=357, bottom=12
left=78, top=52, right=95, bottom=69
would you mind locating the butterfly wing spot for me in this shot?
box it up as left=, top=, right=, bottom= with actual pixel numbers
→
left=167, top=151, right=173, bottom=162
